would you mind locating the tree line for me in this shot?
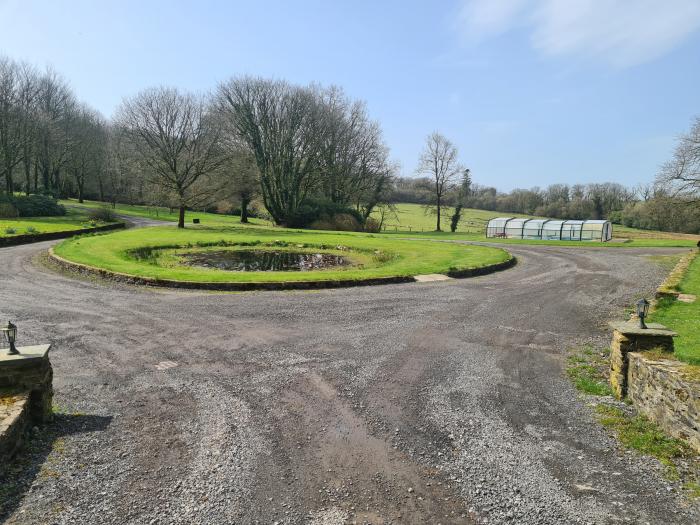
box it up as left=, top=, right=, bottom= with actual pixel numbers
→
left=393, top=118, right=700, bottom=234
left=1, top=55, right=698, bottom=233
left=0, top=56, right=395, bottom=229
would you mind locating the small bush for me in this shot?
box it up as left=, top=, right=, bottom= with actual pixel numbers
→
left=286, top=199, right=364, bottom=229
left=0, top=202, right=19, bottom=218
left=364, top=217, right=381, bottom=233
left=4, top=227, right=17, bottom=235
left=0, top=195, right=66, bottom=217
left=309, top=213, right=362, bottom=232
left=372, top=250, right=395, bottom=263
left=25, top=226, right=37, bottom=234
left=87, top=208, right=117, bottom=223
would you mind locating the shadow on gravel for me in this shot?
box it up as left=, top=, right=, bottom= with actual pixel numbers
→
left=0, top=412, right=112, bottom=521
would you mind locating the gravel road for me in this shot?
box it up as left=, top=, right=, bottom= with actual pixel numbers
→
left=0, top=235, right=698, bottom=524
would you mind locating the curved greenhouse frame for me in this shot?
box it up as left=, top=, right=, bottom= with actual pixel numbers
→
left=485, top=217, right=612, bottom=242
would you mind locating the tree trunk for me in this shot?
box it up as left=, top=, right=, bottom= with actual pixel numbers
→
left=5, top=169, right=12, bottom=195
left=178, top=206, right=186, bottom=228
left=240, top=196, right=250, bottom=223
left=436, top=195, right=442, bottom=231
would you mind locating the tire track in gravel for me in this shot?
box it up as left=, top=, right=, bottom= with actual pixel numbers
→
left=0, top=238, right=698, bottom=524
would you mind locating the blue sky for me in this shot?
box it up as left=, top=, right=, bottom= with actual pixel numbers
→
left=1, top=0, right=699, bottom=190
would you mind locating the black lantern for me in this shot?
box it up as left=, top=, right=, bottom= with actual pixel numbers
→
left=2, top=321, right=18, bottom=355
left=636, top=299, right=650, bottom=329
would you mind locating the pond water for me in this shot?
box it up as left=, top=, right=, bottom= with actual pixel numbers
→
left=181, top=250, right=349, bottom=272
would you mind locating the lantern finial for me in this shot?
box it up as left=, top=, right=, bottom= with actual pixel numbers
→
left=2, top=321, right=18, bottom=355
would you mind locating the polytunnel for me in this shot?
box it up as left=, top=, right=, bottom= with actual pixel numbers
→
left=485, top=217, right=612, bottom=241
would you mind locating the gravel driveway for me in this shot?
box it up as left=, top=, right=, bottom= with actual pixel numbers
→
left=0, top=237, right=698, bottom=524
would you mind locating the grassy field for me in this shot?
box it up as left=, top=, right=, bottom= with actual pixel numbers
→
left=653, top=251, right=700, bottom=365
left=0, top=208, right=117, bottom=238
left=61, top=199, right=699, bottom=248
left=54, top=225, right=511, bottom=283
left=375, top=203, right=699, bottom=248
left=62, top=198, right=268, bottom=227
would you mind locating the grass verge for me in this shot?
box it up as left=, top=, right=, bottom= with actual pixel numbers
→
left=63, top=200, right=699, bottom=248
left=0, top=208, right=116, bottom=238
left=566, top=345, right=700, bottom=497
left=595, top=405, right=694, bottom=478
left=374, top=203, right=699, bottom=248
left=652, top=250, right=700, bottom=365
left=566, top=346, right=613, bottom=396
left=53, top=225, right=512, bottom=284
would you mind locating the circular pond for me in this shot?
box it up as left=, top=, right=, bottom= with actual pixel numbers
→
left=180, top=250, right=349, bottom=272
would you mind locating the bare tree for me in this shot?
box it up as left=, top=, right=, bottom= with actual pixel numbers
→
left=657, top=116, right=700, bottom=204
left=220, top=147, right=260, bottom=223
left=416, top=132, right=463, bottom=231
left=115, top=87, right=224, bottom=228
left=68, top=105, right=107, bottom=202
left=216, top=77, right=323, bottom=226
left=34, top=69, right=78, bottom=196
left=318, top=86, right=392, bottom=210
left=0, top=57, right=38, bottom=194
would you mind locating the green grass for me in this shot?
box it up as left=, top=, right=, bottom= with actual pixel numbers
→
left=374, top=203, right=699, bottom=248
left=566, top=346, right=614, bottom=396
left=53, top=225, right=512, bottom=283
left=0, top=208, right=116, bottom=238
left=61, top=200, right=698, bottom=248
left=595, top=404, right=694, bottom=476
left=652, top=251, right=700, bottom=365
left=62, top=198, right=268, bottom=227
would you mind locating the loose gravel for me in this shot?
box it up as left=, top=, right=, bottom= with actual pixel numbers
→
left=0, top=238, right=698, bottom=524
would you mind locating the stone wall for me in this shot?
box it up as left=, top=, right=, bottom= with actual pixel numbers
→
left=0, top=344, right=53, bottom=469
left=609, top=321, right=675, bottom=399
left=627, top=353, right=700, bottom=452
left=0, top=393, right=30, bottom=467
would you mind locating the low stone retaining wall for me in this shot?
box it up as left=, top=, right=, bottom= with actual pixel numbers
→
left=609, top=321, right=700, bottom=452
left=609, top=321, right=676, bottom=399
left=49, top=248, right=516, bottom=292
left=0, top=393, right=30, bottom=467
left=0, top=344, right=53, bottom=470
left=0, top=222, right=125, bottom=248
left=628, top=352, right=700, bottom=451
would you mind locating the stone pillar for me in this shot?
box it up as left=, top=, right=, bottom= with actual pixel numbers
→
left=609, top=322, right=676, bottom=399
left=0, top=344, right=53, bottom=423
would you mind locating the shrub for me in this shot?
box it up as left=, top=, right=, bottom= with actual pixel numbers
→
left=87, top=207, right=117, bottom=223
left=287, top=199, right=364, bottom=230
left=25, top=226, right=37, bottom=234
left=364, top=217, right=381, bottom=233
left=0, top=202, right=19, bottom=218
left=0, top=194, right=65, bottom=217
left=4, top=227, right=17, bottom=235
left=309, top=213, right=361, bottom=232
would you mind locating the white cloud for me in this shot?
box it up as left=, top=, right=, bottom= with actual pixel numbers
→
left=457, top=0, right=530, bottom=39
left=457, top=0, right=700, bottom=67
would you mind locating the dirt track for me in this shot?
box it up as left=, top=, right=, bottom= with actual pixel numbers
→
left=0, top=235, right=698, bottom=524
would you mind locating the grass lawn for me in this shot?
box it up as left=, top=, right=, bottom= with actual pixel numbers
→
left=62, top=200, right=698, bottom=248
left=53, top=224, right=512, bottom=283
left=61, top=198, right=269, bottom=228
left=0, top=208, right=116, bottom=238
left=652, top=251, right=700, bottom=365
left=375, top=203, right=699, bottom=248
